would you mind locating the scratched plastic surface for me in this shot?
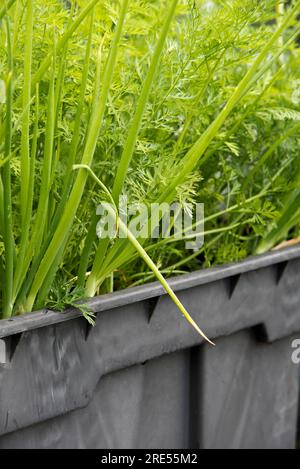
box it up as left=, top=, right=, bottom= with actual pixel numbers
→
left=0, top=252, right=299, bottom=448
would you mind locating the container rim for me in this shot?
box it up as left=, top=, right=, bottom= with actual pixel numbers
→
left=1, top=245, right=300, bottom=339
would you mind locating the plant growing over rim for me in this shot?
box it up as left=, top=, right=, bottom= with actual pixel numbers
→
left=0, top=0, right=300, bottom=343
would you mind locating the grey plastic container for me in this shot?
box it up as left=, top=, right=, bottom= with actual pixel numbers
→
left=0, top=246, right=300, bottom=449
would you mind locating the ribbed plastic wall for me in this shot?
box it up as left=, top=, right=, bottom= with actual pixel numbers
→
left=0, top=248, right=299, bottom=449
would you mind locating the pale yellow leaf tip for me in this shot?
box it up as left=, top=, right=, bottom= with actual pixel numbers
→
left=182, top=308, right=215, bottom=346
